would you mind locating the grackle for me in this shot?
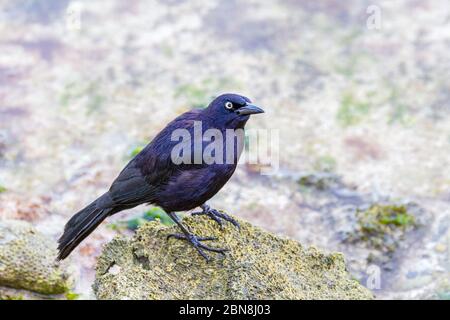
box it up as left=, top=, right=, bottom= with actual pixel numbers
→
left=57, top=93, right=264, bottom=261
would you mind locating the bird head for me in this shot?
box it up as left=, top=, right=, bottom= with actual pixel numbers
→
left=204, top=93, right=264, bottom=129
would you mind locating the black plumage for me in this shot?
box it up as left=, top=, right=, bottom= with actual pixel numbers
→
left=57, top=93, right=264, bottom=261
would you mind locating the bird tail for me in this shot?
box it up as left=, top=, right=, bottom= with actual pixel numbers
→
left=57, top=193, right=115, bottom=260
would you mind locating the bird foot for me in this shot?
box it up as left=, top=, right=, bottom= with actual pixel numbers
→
left=167, top=233, right=227, bottom=261
left=192, top=205, right=240, bottom=230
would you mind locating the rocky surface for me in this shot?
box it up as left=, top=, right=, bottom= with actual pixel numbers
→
left=93, top=215, right=373, bottom=300
left=0, top=219, right=72, bottom=296
left=0, top=0, right=449, bottom=299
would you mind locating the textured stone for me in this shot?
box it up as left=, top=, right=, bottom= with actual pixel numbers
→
left=94, top=215, right=373, bottom=300
left=0, top=220, right=72, bottom=295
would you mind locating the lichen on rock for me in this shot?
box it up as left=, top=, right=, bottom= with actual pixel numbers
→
left=344, top=204, right=418, bottom=252
left=342, top=203, right=421, bottom=269
left=0, top=220, right=72, bottom=295
left=94, top=215, right=373, bottom=300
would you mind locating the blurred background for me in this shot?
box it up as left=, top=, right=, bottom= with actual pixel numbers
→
left=0, top=0, right=449, bottom=299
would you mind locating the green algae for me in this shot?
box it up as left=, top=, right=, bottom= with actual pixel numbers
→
left=347, top=204, right=417, bottom=253
left=65, top=292, right=80, bottom=300
left=94, top=215, right=373, bottom=300
left=143, top=207, right=174, bottom=226
left=108, top=207, right=174, bottom=232
left=358, top=205, right=415, bottom=232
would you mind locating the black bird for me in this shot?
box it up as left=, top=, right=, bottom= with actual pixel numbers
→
left=57, top=93, right=264, bottom=261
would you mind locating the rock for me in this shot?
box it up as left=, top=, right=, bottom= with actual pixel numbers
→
left=343, top=204, right=419, bottom=266
left=0, top=219, right=72, bottom=295
left=0, top=286, right=46, bottom=300
left=94, top=215, right=373, bottom=300
left=297, top=172, right=342, bottom=191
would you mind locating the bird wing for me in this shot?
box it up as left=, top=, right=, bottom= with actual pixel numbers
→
left=107, top=160, right=160, bottom=206
left=107, top=110, right=202, bottom=207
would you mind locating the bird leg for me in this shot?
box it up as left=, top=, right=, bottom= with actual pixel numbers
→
left=166, top=212, right=227, bottom=261
left=191, top=204, right=240, bottom=229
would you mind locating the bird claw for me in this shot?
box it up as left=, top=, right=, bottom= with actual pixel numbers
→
left=192, top=205, right=240, bottom=230
left=167, top=233, right=227, bottom=261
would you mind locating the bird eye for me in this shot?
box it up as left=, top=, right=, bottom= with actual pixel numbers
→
left=225, top=101, right=233, bottom=110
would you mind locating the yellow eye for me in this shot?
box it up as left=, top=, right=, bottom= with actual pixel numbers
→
left=225, top=101, right=233, bottom=110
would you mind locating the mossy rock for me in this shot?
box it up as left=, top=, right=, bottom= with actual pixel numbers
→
left=297, top=172, right=341, bottom=191
left=94, top=215, right=373, bottom=300
left=346, top=204, right=417, bottom=253
left=0, top=220, right=72, bottom=295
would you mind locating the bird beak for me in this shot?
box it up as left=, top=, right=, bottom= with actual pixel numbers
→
left=235, top=103, right=265, bottom=116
